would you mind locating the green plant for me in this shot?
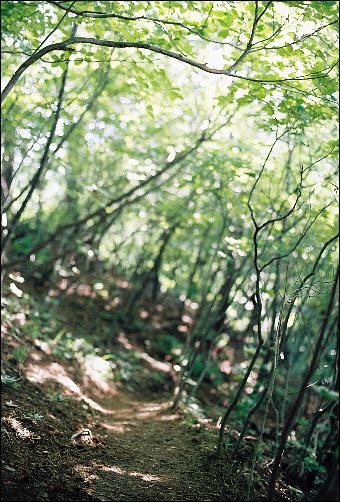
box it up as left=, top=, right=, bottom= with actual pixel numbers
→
left=182, top=412, right=199, bottom=428
left=51, top=329, right=66, bottom=345
left=1, top=372, right=20, bottom=387
left=23, top=413, right=44, bottom=421
left=51, top=392, right=68, bottom=402
left=181, top=398, right=207, bottom=427
left=155, top=334, right=180, bottom=355
left=102, top=350, right=144, bottom=383
left=12, top=347, right=27, bottom=363
left=256, top=444, right=265, bottom=463
left=303, top=456, right=326, bottom=473
left=51, top=336, right=95, bottom=361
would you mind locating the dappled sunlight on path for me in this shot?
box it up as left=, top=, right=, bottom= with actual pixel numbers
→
left=68, top=383, right=222, bottom=501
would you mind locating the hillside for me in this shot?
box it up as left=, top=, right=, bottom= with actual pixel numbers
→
left=1, top=271, right=298, bottom=502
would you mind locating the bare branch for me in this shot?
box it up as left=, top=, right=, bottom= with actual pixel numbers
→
left=257, top=166, right=304, bottom=231
left=248, top=128, right=293, bottom=225
left=259, top=201, right=335, bottom=272
left=251, top=20, right=338, bottom=52
left=267, top=266, right=339, bottom=500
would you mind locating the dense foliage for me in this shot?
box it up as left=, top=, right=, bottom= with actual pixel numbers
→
left=1, top=1, right=339, bottom=500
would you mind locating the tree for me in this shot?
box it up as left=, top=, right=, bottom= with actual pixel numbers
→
left=1, top=2, right=339, bottom=500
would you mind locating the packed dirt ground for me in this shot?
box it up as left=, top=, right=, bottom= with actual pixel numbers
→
left=1, top=273, right=298, bottom=501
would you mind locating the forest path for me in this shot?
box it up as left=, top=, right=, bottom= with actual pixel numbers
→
left=76, top=385, right=226, bottom=501
left=1, top=279, right=248, bottom=501
left=1, top=320, right=233, bottom=502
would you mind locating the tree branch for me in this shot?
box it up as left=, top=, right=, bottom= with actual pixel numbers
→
left=45, top=0, right=242, bottom=49
left=32, top=0, right=77, bottom=55
left=251, top=20, right=338, bottom=52
left=226, top=0, right=259, bottom=73
left=2, top=34, right=334, bottom=104
left=259, top=200, right=335, bottom=272
left=1, top=121, right=225, bottom=270
left=1, top=54, right=71, bottom=259
left=267, top=266, right=339, bottom=500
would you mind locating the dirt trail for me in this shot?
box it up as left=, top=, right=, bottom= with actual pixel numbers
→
left=71, top=386, right=225, bottom=501
left=1, top=279, right=284, bottom=501
left=1, top=322, right=234, bottom=502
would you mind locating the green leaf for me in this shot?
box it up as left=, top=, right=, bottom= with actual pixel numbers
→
left=51, top=61, right=67, bottom=70
left=218, top=29, right=230, bottom=39
left=313, top=386, right=339, bottom=402
left=168, top=91, right=182, bottom=101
